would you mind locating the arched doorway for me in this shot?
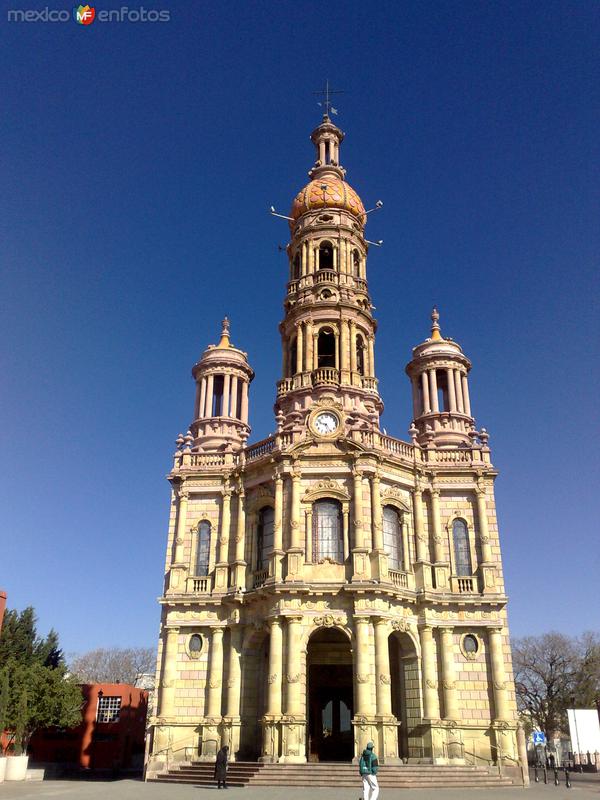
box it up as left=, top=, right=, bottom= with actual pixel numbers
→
left=389, top=630, right=421, bottom=760
left=307, top=628, right=353, bottom=762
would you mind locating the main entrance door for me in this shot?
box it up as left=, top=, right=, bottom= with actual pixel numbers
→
left=307, top=628, right=353, bottom=762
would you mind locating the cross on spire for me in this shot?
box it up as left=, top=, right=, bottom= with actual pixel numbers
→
left=313, top=79, right=343, bottom=118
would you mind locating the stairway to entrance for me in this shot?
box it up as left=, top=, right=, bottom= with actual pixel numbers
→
left=149, top=760, right=520, bottom=788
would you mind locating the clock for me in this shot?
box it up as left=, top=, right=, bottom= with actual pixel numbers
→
left=313, top=411, right=339, bottom=436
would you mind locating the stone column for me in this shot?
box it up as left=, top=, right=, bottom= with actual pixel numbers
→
left=232, top=488, right=246, bottom=588
left=446, top=368, right=456, bottom=412
left=352, top=467, right=366, bottom=549
left=454, top=370, right=464, bottom=413
left=266, top=617, right=283, bottom=715
left=205, top=374, right=214, bottom=417
left=476, top=486, right=493, bottom=563
left=374, top=619, right=392, bottom=715
left=199, top=377, right=207, bottom=419
left=305, top=320, right=313, bottom=372
left=215, top=489, right=231, bottom=590
left=334, top=330, right=340, bottom=370
left=225, top=625, right=243, bottom=716
left=285, top=616, right=303, bottom=713
left=207, top=627, right=224, bottom=718
left=222, top=373, right=231, bottom=417
left=272, top=474, right=284, bottom=580
left=350, top=321, right=357, bottom=374
left=286, top=469, right=303, bottom=579
left=413, top=487, right=426, bottom=561
left=305, top=509, right=313, bottom=563
left=488, top=627, right=510, bottom=720
left=340, top=319, right=350, bottom=375
left=241, top=381, right=249, bottom=424
left=368, top=335, right=375, bottom=377
left=419, top=625, right=440, bottom=719
left=430, top=489, right=443, bottom=562
left=421, top=371, right=430, bottom=413
left=462, top=375, right=472, bottom=416
left=411, top=377, right=420, bottom=417
left=439, top=627, right=458, bottom=720
left=354, top=616, right=372, bottom=715
left=342, top=507, right=350, bottom=560
left=429, top=369, right=439, bottom=413
left=230, top=375, right=239, bottom=419
left=370, top=473, right=383, bottom=550
left=173, top=489, right=188, bottom=565
left=296, top=323, right=304, bottom=374
left=401, top=520, right=410, bottom=572
left=158, top=625, right=179, bottom=717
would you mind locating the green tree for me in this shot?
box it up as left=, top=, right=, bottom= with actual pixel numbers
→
left=0, top=608, right=82, bottom=754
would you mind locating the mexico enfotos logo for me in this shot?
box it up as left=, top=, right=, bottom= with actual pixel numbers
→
left=7, top=5, right=171, bottom=22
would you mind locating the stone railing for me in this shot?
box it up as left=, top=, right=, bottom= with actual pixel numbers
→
left=253, top=568, right=269, bottom=588
left=312, top=367, right=340, bottom=386
left=187, top=576, right=211, bottom=593
left=189, top=452, right=229, bottom=468
left=452, top=576, right=476, bottom=594
left=245, top=436, right=276, bottom=461
left=388, top=568, right=409, bottom=589
left=314, top=269, right=338, bottom=285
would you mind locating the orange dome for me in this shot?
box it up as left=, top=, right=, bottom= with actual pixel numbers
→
left=291, top=177, right=365, bottom=223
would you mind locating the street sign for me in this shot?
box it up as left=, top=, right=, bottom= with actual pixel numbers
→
left=533, top=731, right=546, bottom=745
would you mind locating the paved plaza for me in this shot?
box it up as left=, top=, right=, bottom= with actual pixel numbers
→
left=1, top=773, right=599, bottom=800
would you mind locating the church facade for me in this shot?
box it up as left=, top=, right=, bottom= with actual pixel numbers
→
left=147, top=114, right=526, bottom=779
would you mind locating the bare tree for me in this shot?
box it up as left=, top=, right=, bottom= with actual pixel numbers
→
left=69, top=647, right=156, bottom=687
left=512, top=631, right=600, bottom=738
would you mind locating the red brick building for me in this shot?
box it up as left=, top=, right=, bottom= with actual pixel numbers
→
left=29, top=683, right=148, bottom=772
left=0, top=590, right=6, bottom=632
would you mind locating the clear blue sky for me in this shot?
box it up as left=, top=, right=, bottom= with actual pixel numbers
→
left=1, top=1, right=598, bottom=656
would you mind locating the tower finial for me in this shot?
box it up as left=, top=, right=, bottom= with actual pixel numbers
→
left=217, top=316, right=231, bottom=348
left=430, top=306, right=442, bottom=341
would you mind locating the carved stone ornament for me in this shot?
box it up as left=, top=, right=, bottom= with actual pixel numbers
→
left=208, top=679, right=221, bottom=689
left=286, top=674, right=300, bottom=684
left=226, top=678, right=237, bottom=688
left=314, top=613, right=344, bottom=628
left=380, top=487, right=411, bottom=512
left=356, top=674, right=371, bottom=684
left=442, top=680, right=455, bottom=690
left=392, top=619, right=412, bottom=632
left=426, top=679, right=438, bottom=690
left=267, top=673, right=278, bottom=685
left=379, top=674, right=391, bottom=685
left=302, top=477, right=350, bottom=502
left=494, top=681, right=507, bottom=691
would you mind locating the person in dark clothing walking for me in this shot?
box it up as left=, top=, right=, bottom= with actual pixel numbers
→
left=359, top=741, right=379, bottom=800
left=214, top=745, right=229, bottom=789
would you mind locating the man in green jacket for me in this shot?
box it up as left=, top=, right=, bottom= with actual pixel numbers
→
left=359, top=741, right=379, bottom=800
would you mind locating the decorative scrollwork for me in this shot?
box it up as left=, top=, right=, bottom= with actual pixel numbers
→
left=379, top=674, right=391, bottom=685
left=426, top=679, right=438, bottom=690
left=356, top=674, right=371, bottom=684
left=286, top=673, right=300, bottom=684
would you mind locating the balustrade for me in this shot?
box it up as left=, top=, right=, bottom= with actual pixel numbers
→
left=253, top=568, right=269, bottom=588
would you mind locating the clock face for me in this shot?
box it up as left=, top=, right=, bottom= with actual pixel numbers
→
left=314, top=412, right=339, bottom=435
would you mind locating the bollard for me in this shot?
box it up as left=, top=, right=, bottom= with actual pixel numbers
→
left=565, top=767, right=571, bottom=789
left=554, top=767, right=559, bottom=786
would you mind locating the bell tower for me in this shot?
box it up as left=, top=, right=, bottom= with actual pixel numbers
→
left=275, top=114, right=383, bottom=435
left=405, top=308, right=476, bottom=447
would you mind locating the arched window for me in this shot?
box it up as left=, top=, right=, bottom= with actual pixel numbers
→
left=452, top=519, right=472, bottom=576
left=317, top=328, right=336, bottom=368
left=289, top=337, right=297, bottom=376
left=313, top=499, right=343, bottom=563
left=352, top=249, right=360, bottom=277
left=318, top=241, right=334, bottom=270
left=356, top=334, right=366, bottom=376
left=292, top=253, right=301, bottom=281
left=256, top=506, right=274, bottom=570
left=382, top=506, right=402, bottom=570
left=195, top=521, right=211, bottom=576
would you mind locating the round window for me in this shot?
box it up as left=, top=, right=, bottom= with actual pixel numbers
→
left=189, top=634, right=203, bottom=656
left=463, top=634, right=479, bottom=655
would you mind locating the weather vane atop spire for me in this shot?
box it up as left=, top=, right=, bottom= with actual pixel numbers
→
left=313, top=79, right=343, bottom=119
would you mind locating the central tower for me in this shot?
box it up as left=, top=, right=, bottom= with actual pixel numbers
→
left=276, top=114, right=383, bottom=435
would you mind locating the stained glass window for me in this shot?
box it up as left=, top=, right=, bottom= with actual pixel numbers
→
left=452, top=519, right=472, bottom=576
left=196, top=521, right=211, bottom=576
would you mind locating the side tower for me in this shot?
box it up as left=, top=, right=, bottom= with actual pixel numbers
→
left=147, top=113, right=526, bottom=785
